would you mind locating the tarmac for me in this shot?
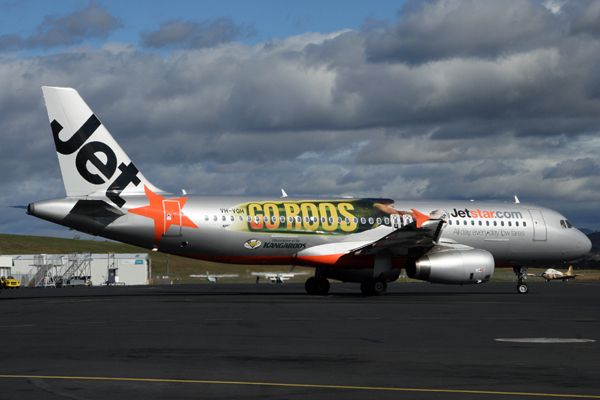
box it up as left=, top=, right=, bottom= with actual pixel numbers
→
left=1, top=281, right=599, bottom=399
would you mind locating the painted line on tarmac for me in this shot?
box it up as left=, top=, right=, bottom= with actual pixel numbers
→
left=495, top=338, right=595, bottom=343
left=1, top=374, right=599, bottom=398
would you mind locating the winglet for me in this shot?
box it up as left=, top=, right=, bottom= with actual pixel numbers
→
left=281, top=189, right=288, bottom=198
left=411, top=209, right=430, bottom=228
left=514, top=196, right=520, bottom=203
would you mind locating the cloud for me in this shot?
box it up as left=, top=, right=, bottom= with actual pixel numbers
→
left=542, top=158, right=600, bottom=179
left=0, top=2, right=122, bottom=51
left=140, top=17, right=256, bottom=49
left=364, top=0, right=556, bottom=65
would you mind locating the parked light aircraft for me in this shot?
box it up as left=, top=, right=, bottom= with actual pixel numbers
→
left=189, top=272, right=239, bottom=283
left=26, top=87, right=592, bottom=296
left=528, top=266, right=579, bottom=281
left=252, top=271, right=309, bottom=283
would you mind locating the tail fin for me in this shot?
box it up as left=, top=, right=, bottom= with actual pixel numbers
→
left=567, top=265, right=574, bottom=276
left=42, top=86, right=164, bottom=208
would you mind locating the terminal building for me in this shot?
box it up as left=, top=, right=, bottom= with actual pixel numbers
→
left=2, top=253, right=150, bottom=287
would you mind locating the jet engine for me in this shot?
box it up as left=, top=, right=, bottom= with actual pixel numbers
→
left=406, top=248, right=494, bottom=284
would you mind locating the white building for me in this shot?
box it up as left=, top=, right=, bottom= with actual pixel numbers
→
left=0, top=256, right=12, bottom=278
left=6, top=253, right=150, bottom=287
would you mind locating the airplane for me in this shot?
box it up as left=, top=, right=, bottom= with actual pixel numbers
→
left=251, top=271, right=308, bottom=283
left=528, top=266, right=580, bottom=282
left=189, top=272, right=239, bottom=283
left=26, top=87, right=592, bottom=296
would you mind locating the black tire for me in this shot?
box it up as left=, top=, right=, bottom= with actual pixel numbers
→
left=517, top=283, right=529, bottom=294
left=372, top=279, right=387, bottom=295
left=305, top=277, right=318, bottom=295
left=361, top=279, right=387, bottom=296
left=314, top=277, right=330, bottom=296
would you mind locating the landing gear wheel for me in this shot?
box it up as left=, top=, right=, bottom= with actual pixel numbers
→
left=517, top=282, right=529, bottom=294
left=360, top=279, right=387, bottom=296
left=305, top=277, right=317, bottom=295
left=314, top=277, right=330, bottom=296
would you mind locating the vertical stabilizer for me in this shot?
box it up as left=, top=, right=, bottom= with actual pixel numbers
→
left=42, top=86, right=164, bottom=208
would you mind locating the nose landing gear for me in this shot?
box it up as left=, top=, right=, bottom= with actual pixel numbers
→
left=514, top=266, right=529, bottom=294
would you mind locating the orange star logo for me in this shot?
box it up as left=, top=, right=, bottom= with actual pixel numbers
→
left=128, top=186, right=198, bottom=244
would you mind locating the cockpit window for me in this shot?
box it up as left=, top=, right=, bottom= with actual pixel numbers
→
left=560, top=220, right=567, bottom=229
left=566, top=220, right=573, bottom=228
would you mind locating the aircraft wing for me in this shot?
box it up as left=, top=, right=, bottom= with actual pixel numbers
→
left=348, top=219, right=445, bottom=257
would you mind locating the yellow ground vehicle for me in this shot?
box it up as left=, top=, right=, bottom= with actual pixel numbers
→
left=0, top=277, right=20, bottom=289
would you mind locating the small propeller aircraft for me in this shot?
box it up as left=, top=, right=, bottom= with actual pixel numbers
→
left=189, top=272, right=239, bottom=283
left=530, top=266, right=580, bottom=281
left=251, top=271, right=309, bottom=283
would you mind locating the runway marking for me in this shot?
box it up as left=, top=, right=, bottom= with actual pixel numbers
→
left=136, top=319, right=174, bottom=322
left=1, top=374, right=599, bottom=398
left=495, top=338, right=596, bottom=343
left=204, top=318, right=243, bottom=321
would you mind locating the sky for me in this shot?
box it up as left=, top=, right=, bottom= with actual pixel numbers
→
left=2, top=0, right=600, bottom=240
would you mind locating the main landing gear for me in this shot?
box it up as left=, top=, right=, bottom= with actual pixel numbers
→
left=360, top=278, right=387, bottom=296
left=514, top=266, right=529, bottom=294
left=305, top=276, right=330, bottom=296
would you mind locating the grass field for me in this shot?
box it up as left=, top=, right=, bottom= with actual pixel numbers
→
left=1, top=233, right=598, bottom=284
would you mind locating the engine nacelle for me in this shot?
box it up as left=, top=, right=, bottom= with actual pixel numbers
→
left=406, top=248, right=494, bottom=284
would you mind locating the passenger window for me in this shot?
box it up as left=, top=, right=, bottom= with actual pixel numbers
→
left=288, top=216, right=293, bottom=223
left=204, top=215, right=209, bottom=221
left=353, top=218, right=358, bottom=224
left=449, top=220, right=452, bottom=225
left=493, top=221, right=497, bottom=226
left=360, top=217, right=366, bottom=224
left=239, top=216, right=243, bottom=222
left=384, top=218, right=389, bottom=225
left=508, top=221, right=511, bottom=227
left=347, top=218, right=351, bottom=224
left=247, top=216, right=252, bottom=222
left=222, top=216, right=226, bottom=222
left=321, top=217, right=326, bottom=223
left=478, top=221, right=482, bottom=226
left=213, top=215, right=217, bottom=221
left=271, top=216, right=276, bottom=223
left=463, top=220, right=467, bottom=226
left=231, top=216, right=234, bottom=222
left=501, top=221, right=504, bottom=226
left=338, top=217, right=342, bottom=223
left=368, top=217, right=374, bottom=224
left=523, top=222, right=527, bottom=227
left=263, top=216, right=268, bottom=222
left=471, top=220, right=474, bottom=226
left=255, top=216, right=260, bottom=223
left=329, top=217, right=334, bottom=224
left=304, top=216, right=309, bottom=223
left=516, top=221, right=519, bottom=227
left=296, top=216, right=301, bottom=223
left=280, top=216, right=286, bottom=223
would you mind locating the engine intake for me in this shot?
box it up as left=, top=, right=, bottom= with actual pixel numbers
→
left=406, top=248, right=494, bottom=284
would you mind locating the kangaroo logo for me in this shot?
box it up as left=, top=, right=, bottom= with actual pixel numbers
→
left=51, top=114, right=141, bottom=208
